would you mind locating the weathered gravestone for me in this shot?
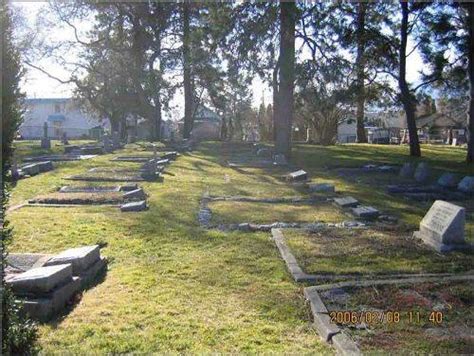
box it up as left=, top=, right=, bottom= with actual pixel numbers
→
left=413, top=200, right=470, bottom=253
left=37, top=161, right=54, bottom=172
left=123, top=188, right=146, bottom=201
left=41, top=122, right=51, bottom=149
left=44, top=245, right=101, bottom=275
left=273, top=153, right=288, bottom=166
left=20, top=163, right=40, bottom=176
left=120, top=200, right=147, bottom=212
left=414, top=162, right=431, bottom=183
left=334, top=196, right=359, bottom=208
left=286, top=170, right=308, bottom=182
left=351, top=206, right=380, bottom=219
left=307, top=183, right=335, bottom=193
left=437, top=173, right=459, bottom=188
left=399, top=162, right=415, bottom=178
left=102, top=134, right=113, bottom=152
left=8, top=264, right=73, bottom=294
left=458, top=176, right=474, bottom=193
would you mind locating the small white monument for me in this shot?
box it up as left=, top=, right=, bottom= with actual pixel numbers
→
left=414, top=200, right=471, bottom=253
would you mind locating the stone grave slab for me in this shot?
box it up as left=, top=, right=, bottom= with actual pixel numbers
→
left=458, top=176, right=474, bottom=193
left=21, top=276, right=81, bottom=321
left=44, top=245, right=100, bottom=275
left=399, top=162, right=415, bottom=178
left=414, top=162, right=431, bottom=183
left=333, top=196, right=359, bottom=208
left=7, top=264, right=73, bottom=294
left=120, top=200, right=147, bottom=212
left=123, top=188, right=146, bottom=201
left=308, top=183, right=335, bottom=193
left=20, top=163, right=40, bottom=176
left=7, top=253, right=52, bottom=272
left=273, top=154, right=288, bottom=166
left=286, top=170, right=308, bottom=182
left=37, top=161, right=54, bottom=172
left=437, top=173, right=460, bottom=188
left=120, top=184, right=139, bottom=192
left=413, top=200, right=469, bottom=253
left=161, top=151, right=178, bottom=160
left=111, top=156, right=153, bottom=162
left=65, top=174, right=147, bottom=182
left=59, top=185, right=121, bottom=193
left=351, top=206, right=380, bottom=219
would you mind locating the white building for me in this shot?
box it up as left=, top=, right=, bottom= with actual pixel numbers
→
left=20, top=98, right=107, bottom=139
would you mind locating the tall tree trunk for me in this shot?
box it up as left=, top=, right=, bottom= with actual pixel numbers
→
left=355, top=2, right=368, bottom=143
left=275, top=1, right=296, bottom=157
left=466, top=2, right=474, bottom=163
left=399, top=1, right=421, bottom=157
left=272, top=65, right=279, bottom=142
left=183, top=0, right=193, bottom=139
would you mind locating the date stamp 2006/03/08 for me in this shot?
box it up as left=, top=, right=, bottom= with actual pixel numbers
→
left=329, top=310, right=444, bottom=325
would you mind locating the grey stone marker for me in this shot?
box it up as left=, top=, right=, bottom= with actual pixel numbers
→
left=437, top=173, right=459, bottom=188
left=413, top=200, right=469, bottom=253
left=273, top=153, right=288, bottom=166
left=414, top=162, right=431, bottom=183
left=7, top=264, right=73, bottom=294
left=399, top=162, right=415, bottom=178
left=152, top=144, right=157, bottom=159
left=458, top=176, right=474, bottom=193
left=120, top=200, right=147, bottom=212
left=162, top=151, right=178, bottom=160
left=44, top=245, right=100, bottom=275
left=41, top=122, right=51, bottom=149
left=286, top=170, right=308, bottom=182
left=334, top=196, right=359, bottom=208
left=37, top=161, right=54, bottom=172
left=351, top=206, right=380, bottom=219
left=21, top=163, right=40, bottom=176
left=308, top=183, right=335, bottom=193
left=123, top=188, right=146, bottom=201
left=120, top=184, right=139, bottom=192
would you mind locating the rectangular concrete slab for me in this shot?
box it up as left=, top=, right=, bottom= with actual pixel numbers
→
left=351, top=205, right=380, bottom=219
left=120, top=200, right=147, bottom=212
left=334, top=196, right=359, bottom=208
left=7, top=264, right=73, bottom=294
left=20, top=276, right=81, bottom=322
left=286, top=170, right=308, bottom=182
left=44, top=245, right=100, bottom=275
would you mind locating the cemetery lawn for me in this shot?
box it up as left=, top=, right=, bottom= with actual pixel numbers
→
left=284, top=228, right=473, bottom=276
left=13, top=139, right=97, bottom=160
left=6, top=141, right=473, bottom=353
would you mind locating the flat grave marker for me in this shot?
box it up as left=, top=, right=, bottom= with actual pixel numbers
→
left=333, top=196, right=359, bottom=208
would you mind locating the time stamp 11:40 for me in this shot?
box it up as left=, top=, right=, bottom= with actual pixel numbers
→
left=329, top=311, right=444, bottom=325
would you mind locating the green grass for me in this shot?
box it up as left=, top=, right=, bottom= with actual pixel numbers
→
left=284, top=228, right=473, bottom=275
left=6, top=141, right=473, bottom=353
left=13, top=139, right=97, bottom=160
left=210, top=201, right=345, bottom=224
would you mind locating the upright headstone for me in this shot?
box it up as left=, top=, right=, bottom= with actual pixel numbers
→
left=437, top=172, right=459, bottom=188
left=102, top=134, right=113, bottom=152
left=399, top=162, right=415, bottom=179
left=41, top=122, right=51, bottom=149
left=413, top=200, right=469, bottom=253
left=61, top=132, right=69, bottom=145
left=153, top=144, right=158, bottom=159
left=414, top=162, right=431, bottom=183
left=273, top=153, right=288, bottom=166
left=457, top=176, right=474, bottom=193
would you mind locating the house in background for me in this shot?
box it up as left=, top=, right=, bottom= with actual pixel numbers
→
left=179, top=105, right=222, bottom=141
left=20, top=98, right=107, bottom=139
